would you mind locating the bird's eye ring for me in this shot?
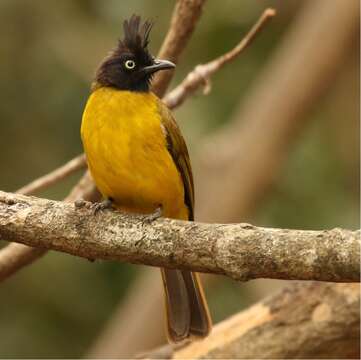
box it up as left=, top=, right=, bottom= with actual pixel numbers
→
left=125, top=60, right=136, bottom=70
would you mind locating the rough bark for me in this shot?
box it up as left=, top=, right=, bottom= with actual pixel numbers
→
left=0, top=168, right=100, bottom=283
left=0, top=191, right=359, bottom=283
left=171, top=282, right=360, bottom=359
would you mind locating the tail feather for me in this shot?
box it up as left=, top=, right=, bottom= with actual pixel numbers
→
left=181, top=271, right=212, bottom=338
left=161, top=268, right=212, bottom=343
left=161, top=268, right=190, bottom=342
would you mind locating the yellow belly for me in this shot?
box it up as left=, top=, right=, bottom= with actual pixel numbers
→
left=81, top=87, right=188, bottom=220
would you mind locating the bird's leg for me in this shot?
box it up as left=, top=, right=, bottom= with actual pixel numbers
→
left=92, top=197, right=114, bottom=214
left=143, top=205, right=163, bottom=224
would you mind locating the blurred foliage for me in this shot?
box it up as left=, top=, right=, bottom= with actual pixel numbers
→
left=0, top=0, right=358, bottom=357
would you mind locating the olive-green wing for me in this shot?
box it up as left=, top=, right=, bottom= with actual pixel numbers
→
left=158, top=100, right=194, bottom=221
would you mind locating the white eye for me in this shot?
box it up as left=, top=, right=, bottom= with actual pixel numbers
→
left=125, top=60, right=136, bottom=70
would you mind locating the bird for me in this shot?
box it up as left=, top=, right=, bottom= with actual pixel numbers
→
left=80, top=15, right=212, bottom=343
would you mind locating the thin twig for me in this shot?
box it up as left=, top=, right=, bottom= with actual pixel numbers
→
left=164, top=8, right=276, bottom=109
left=0, top=191, right=359, bottom=283
left=16, top=154, right=86, bottom=196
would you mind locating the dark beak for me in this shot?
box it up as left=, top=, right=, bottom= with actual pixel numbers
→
left=142, top=59, right=175, bottom=75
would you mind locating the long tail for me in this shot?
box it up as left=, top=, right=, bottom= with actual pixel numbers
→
left=161, top=268, right=212, bottom=343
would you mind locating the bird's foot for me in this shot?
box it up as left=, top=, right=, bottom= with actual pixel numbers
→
left=92, top=198, right=114, bottom=215
left=143, top=206, right=162, bottom=224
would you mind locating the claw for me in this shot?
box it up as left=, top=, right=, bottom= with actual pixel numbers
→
left=143, top=206, right=162, bottom=224
left=92, top=198, right=113, bottom=215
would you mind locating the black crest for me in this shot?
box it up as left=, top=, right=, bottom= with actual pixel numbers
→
left=121, top=15, right=153, bottom=55
left=94, top=15, right=155, bottom=92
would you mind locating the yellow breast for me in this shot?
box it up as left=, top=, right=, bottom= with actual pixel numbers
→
left=81, top=87, right=188, bottom=219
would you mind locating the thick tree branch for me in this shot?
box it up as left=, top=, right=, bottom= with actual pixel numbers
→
left=0, top=155, right=90, bottom=282
left=0, top=191, right=359, bottom=283
left=0, top=164, right=101, bottom=283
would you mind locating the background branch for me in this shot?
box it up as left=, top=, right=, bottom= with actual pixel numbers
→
left=151, top=0, right=207, bottom=97
left=163, top=8, right=275, bottom=109
left=16, top=154, right=86, bottom=196
left=0, top=191, right=359, bottom=283
left=196, top=0, right=360, bottom=223
left=0, top=243, right=46, bottom=282
left=143, top=282, right=360, bottom=359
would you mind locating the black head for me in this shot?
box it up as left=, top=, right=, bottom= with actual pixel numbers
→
left=94, top=15, right=175, bottom=92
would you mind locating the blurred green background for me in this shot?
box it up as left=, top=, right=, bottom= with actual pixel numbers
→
left=0, top=0, right=359, bottom=358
